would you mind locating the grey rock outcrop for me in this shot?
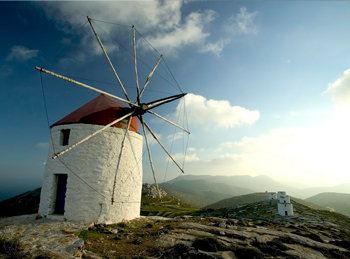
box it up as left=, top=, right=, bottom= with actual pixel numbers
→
left=0, top=214, right=90, bottom=258
left=142, top=183, right=167, bottom=198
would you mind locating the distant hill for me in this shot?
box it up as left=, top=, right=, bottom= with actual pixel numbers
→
left=0, top=181, right=41, bottom=202
left=163, top=174, right=350, bottom=199
left=165, top=175, right=290, bottom=192
left=204, top=192, right=332, bottom=213
left=305, top=192, right=350, bottom=216
left=300, top=184, right=350, bottom=199
left=291, top=197, right=332, bottom=212
left=0, top=188, right=41, bottom=217
left=204, top=192, right=268, bottom=209
left=160, top=179, right=253, bottom=207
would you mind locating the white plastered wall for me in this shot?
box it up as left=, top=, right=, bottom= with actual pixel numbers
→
left=268, top=192, right=277, bottom=200
left=279, top=196, right=291, bottom=204
left=39, top=124, right=143, bottom=224
left=278, top=203, right=294, bottom=216
left=277, top=191, right=286, bottom=199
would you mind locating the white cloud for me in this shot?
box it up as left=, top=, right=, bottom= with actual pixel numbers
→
left=6, top=46, right=39, bottom=62
left=170, top=153, right=200, bottom=163
left=144, top=132, right=162, bottom=147
left=144, top=10, right=216, bottom=57
left=35, top=3, right=260, bottom=59
left=325, top=68, right=350, bottom=106
left=39, top=1, right=182, bottom=33
left=167, top=132, right=186, bottom=142
left=225, top=7, right=258, bottom=35
left=176, top=93, right=260, bottom=129
left=199, top=38, right=231, bottom=57
left=218, top=120, right=350, bottom=186
left=187, top=147, right=196, bottom=152
left=37, top=1, right=223, bottom=57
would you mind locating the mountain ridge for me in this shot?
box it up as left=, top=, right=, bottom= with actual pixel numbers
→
left=163, top=174, right=350, bottom=199
left=306, top=192, right=350, bottom=216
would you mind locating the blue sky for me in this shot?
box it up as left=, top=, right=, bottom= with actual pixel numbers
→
left=1, top=1, right=350, bottom=199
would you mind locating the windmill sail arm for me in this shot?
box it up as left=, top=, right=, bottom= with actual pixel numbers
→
left=145, top=93, right=186, bottom=110
left=139, top=54, right=163, bottom=98
left=139, top=116, right=162, bottom=200
left=87, top=17, right=132, bottom=104
left=147, top=110, right=190, bottom=134
left=35, top=67, right=137, bottom=107
left=111, top=117, right=132, bottom=204
left=133, top=25, right=141, bottom=105
left=52, top=111, right=134, bottom=159
left=143, top=121, right=184, bottom=174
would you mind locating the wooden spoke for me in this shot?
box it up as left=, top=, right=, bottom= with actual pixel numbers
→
left=35, top=67, right=137, bottom=107
left=52, top=111, right=134, bottom=159
left=143, top=121, right=184, bottom=174
left=87, top=16, right=132, bottom=104
left=133, top=25, right=141, bottom=105
left=111, top=117, right=132, bottom=204
left=139, top=55, right=163, bottom=98
left=147, top=110, right=190, bottom=134
left=146, top=93, right=186, bottom=110
left=139, top=115, right=162, bottom=200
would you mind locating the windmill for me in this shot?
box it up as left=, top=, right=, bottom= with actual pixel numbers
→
left=37, top=17, right=189, bottom=223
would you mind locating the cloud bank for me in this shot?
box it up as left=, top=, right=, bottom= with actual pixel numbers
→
left=37, top=2, right=258, bottom=58
left=177, top=93, right=260, bottom=129
left=325, top=68, right=350, bottom=106
left=178, top=70, right=350, bottom=186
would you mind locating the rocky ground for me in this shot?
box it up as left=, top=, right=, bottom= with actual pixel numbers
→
left=1, top=199, right=350, bottom=258
left=0, top=214, right=90, bottom=258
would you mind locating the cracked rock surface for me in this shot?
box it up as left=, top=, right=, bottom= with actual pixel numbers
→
left=0, top=214, right=91, bottom=258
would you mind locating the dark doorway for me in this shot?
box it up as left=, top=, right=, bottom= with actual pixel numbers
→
left=285, top=211, right=288, bottom=216
left=54, top=174, right=68, bottom=214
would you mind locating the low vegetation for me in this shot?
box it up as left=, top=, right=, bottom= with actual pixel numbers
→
left=0, top=234, right=28, bottom=258
left=1, top=186, right=350, bottom=258
left=76, top=195, right=350, bottom=259
left=140, top=194, right=199, bottom=218
left=79, top=219, right=182, bottom=258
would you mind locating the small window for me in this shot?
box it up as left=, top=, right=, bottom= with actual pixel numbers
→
left=60, top=129, right=71, bottom=146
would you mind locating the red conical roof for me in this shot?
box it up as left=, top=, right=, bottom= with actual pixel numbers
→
left=51, top=94, right=138, bottom=133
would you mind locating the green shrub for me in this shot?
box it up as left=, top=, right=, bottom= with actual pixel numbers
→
left=0, top=234, right=21, bottom=258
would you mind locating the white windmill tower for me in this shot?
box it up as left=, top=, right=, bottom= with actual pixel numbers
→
left=37, top=17, right=189, bottom=224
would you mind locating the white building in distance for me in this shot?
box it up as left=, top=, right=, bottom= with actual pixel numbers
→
left=277, top=191, right=286, bottom=199
left=277, top=191, right=293, bottom=216
left=268, top=192, right=277, bottom=200
left=267, top=191, right=294, bottom=216
left=38, top=94, right=143, bottom=224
